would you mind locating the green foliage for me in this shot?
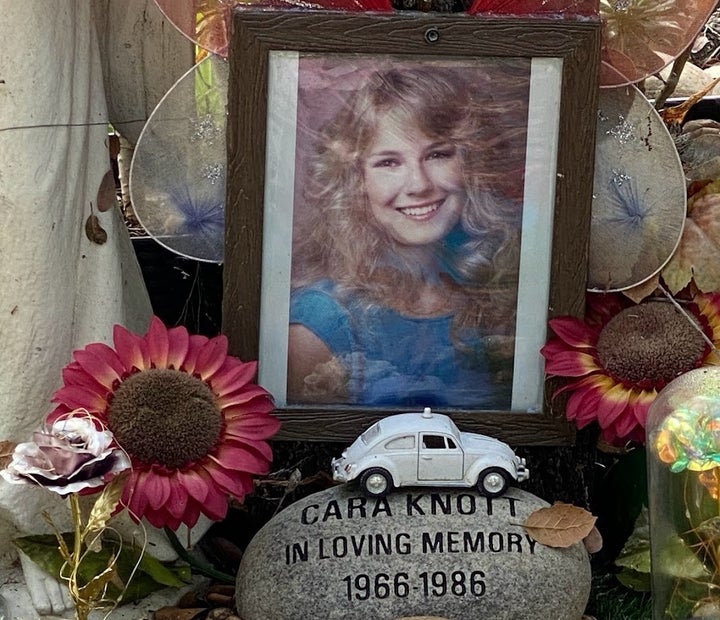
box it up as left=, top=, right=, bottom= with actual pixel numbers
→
left=615, top=506, right=652, bottom=592
left=586, top=571, right=652, bottom=620
left=14, top=534, right=190, bottom=606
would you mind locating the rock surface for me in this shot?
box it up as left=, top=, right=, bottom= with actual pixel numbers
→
left=236, top=486, right=590, bottom=620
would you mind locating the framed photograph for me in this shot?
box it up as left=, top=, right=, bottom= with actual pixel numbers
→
left=224, top=9, right=600, bottom=444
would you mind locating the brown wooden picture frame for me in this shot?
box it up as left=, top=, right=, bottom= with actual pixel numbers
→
left=224, top=9, right=600, bottom=445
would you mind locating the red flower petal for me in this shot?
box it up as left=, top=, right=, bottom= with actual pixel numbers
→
left=566, top=385, right=604, bottom=427
left=166, top=472, right=189, bottom=520
left=630, top=390, right=656, bottom=427
left=224, top=412, right=281, bottom=440
left=217, top=386, right=274, bottom=409
left=51, top=385, right=108, bottom=413
left=182, top=334, right=210, bottom=375
left=144, top=508, right=171, bottom=529
left=202, top=461, right=253, bottom=498
left=224, top=397, right=275, bottom=420
left=124, top=471, right=151, bottom=521
left=594, top=383, right=631, bottom=429
left=113, top=324, right=149, bottom=373
left=62, top=364, right=109, bottom=396
left=73, top=345, right=123, bottom=390
left=166, top=325, right=190, bottom=370
left=179, top=500, right=202, bottom=529
left=195, top=335, right=229, bottom=381
left=146, top=471, right=171, bottom=511
left=154, top=512, right=182, bottom=532
left=212, top=442, right=272, bottom=475
left=548, top=317, right=596, bottom=348
left=200, top=483, right=230, bottom=522
left=540, top=339, right=575, bottom=359
left=611, top=408, right=642, bottom=440
left=587, top=292, right=628, bottom=324
left=176, top=469, right=209, bottom=503
left=145, top=317, right=170, bottom=369
left=543, top=350, right=599, bottom=377
left=210, top=361, right=258, bottom=397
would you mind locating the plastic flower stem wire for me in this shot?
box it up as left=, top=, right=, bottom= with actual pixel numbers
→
left=69, top=493, right=90, bottom=620
left=659, top=282, right=717, bottom=351
left=163, top=527, right=234, bottom=584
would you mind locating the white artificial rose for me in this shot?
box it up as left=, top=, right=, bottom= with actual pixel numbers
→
left=1, top=414, right=130, bottom=496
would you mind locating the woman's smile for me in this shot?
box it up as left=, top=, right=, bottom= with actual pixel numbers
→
left=363, top=112, right=464, bottom=246
left=396, top=199, right=442, bottom=218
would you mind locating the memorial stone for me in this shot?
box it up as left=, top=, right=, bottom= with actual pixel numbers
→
left=236, top=485, right=591, bottom=619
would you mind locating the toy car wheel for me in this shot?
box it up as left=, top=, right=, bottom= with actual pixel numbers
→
left=360, top=468, right=393, bottom=498
left=477, top=467, right=509, bottom=498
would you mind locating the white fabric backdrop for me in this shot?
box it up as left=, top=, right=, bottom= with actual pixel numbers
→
left=0, top=1, right=193, bottom=614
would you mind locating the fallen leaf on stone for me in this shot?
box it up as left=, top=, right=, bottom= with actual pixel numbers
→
left=0, top=440, right=16, bottom=469
left=85, top=213, right=108, bottom=245
left=662, top=192, right=720, bottom=294
left=394, top=617, right=451, bottom=619
left=153, top=606, right=205, bottom=620
left=523, top=502, right=597, bottom=548
left=583, top=526, right=603, bottom=554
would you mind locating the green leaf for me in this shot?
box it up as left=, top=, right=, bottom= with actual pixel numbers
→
left=657, top=536, right=709, bottom=580
left=15, top=534, right=71, bottom=578
left=14, top=534, right=191, bottom=605
left=137, top=548, right=189, bottom=588
left=615, top=545, right=652, bottom=574
left=615, top=506, right=651, bottom=574
left=616, top=567, right=652, bottom=592
left=666, top=578, right=714, bottom=620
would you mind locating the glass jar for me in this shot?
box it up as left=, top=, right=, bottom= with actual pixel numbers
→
left=647, top=366, right=720, bottom=619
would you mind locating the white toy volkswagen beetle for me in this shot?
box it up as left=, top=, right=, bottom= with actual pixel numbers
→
left=332, top=407, right=529, bottom=498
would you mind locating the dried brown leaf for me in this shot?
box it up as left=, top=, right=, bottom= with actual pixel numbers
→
left=660, top=78, right=720, bottom=126
left=662, top=193, right=720, bottom=294
left=85, top=214, right=108, bottom=245
left=96, top=169, right=118, bottom=213
left=154, top=606, right=206, bottom=620
left=622, top=275, right=660, bottom=304
left=523, top=502, right=597, bottom=548
left=0, top=440, right=17, bottom=470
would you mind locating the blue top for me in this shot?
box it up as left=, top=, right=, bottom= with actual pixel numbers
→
left=289, top=279, right=511, bottom=408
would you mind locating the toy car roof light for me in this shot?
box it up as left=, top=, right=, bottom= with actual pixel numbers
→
left=422, top=407, right=433, bottom=419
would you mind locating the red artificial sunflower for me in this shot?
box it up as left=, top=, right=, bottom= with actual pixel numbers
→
left=49, top=317, right=279, bottom=530
left=541, top=293, right=720, bottom=444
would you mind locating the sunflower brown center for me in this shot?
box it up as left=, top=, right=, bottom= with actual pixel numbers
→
left=596, top=301, right=707, bottom=385
left=108, top=368, right=222, bottom=469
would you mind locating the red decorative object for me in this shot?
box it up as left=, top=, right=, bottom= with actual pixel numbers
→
left=468, top=0, right=598, bottom=18
left=50, top=317, right=280, bottom=530
left=541, top=293, right=720, bottom=444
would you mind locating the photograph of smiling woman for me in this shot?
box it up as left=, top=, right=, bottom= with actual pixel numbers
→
left=287, top=58, right=532, bottom=408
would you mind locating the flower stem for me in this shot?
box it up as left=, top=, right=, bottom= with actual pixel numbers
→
left=69, top=494, right=89, bottom=620
left=163, top=527, right=234, bottom=584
